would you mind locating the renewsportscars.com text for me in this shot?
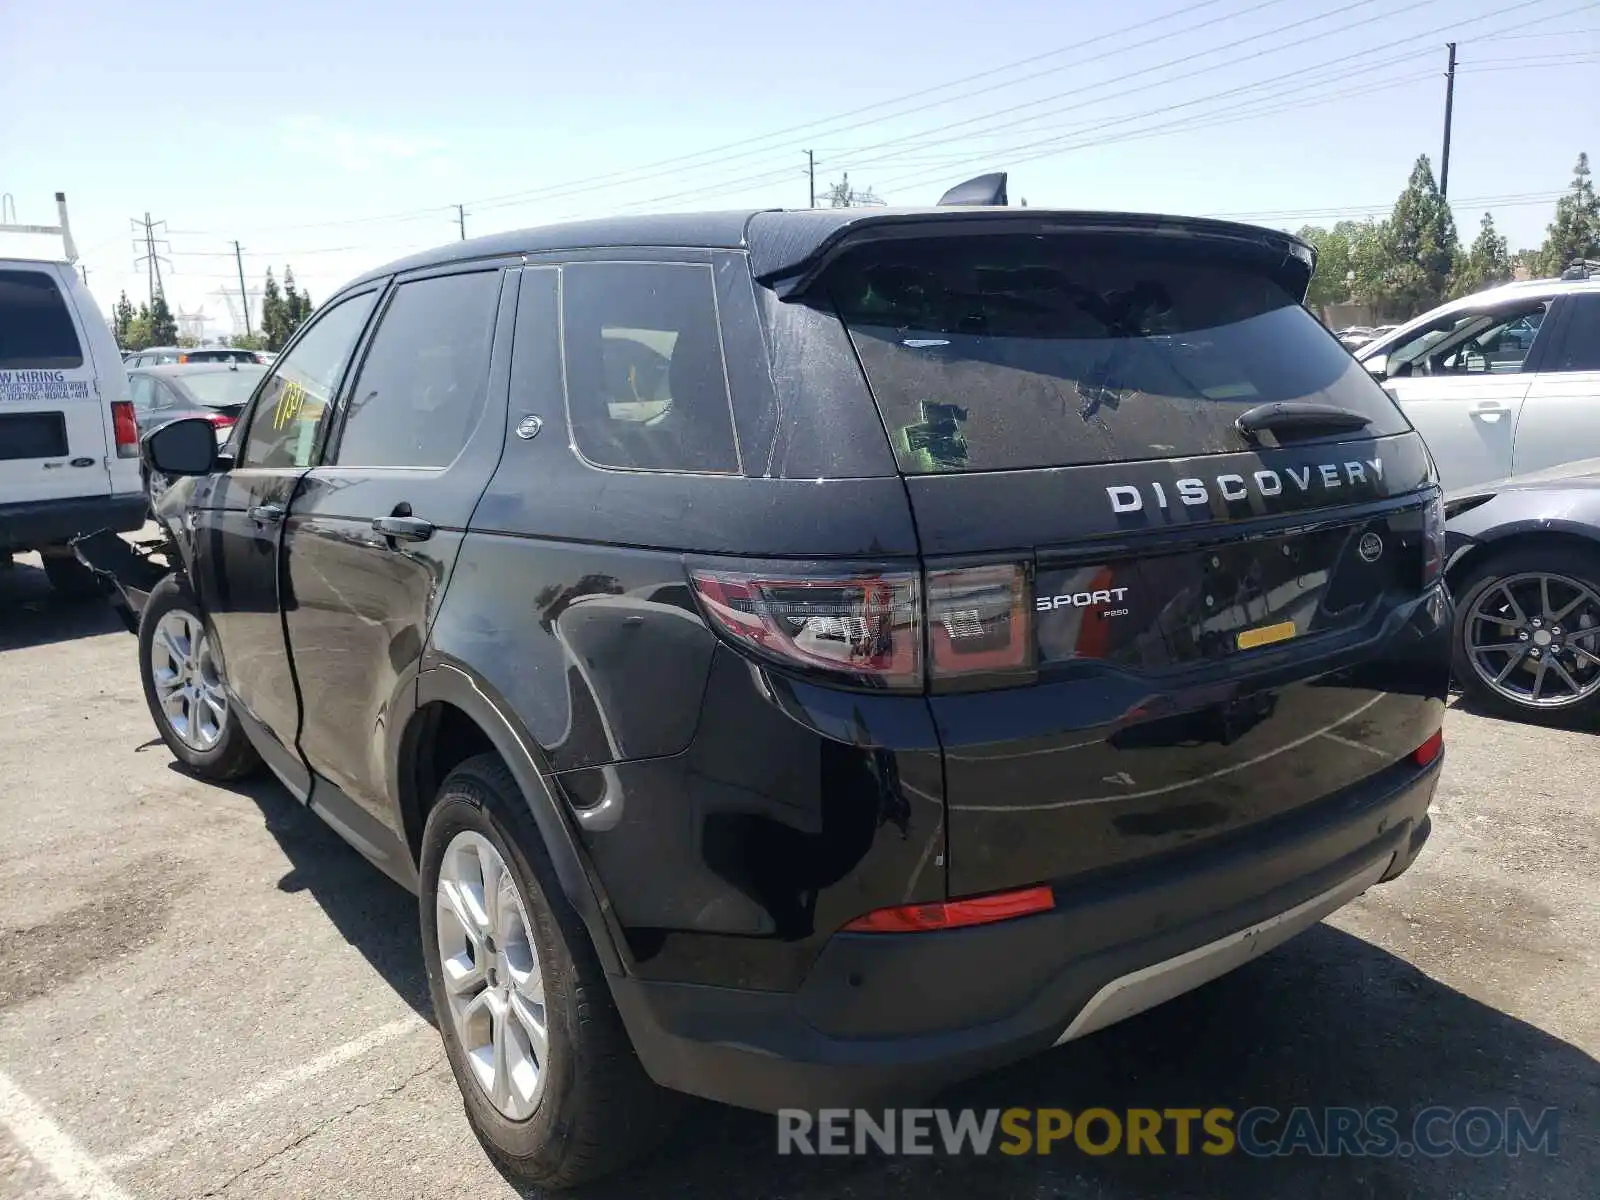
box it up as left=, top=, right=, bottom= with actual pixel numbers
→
left=777, top=1106, right=1560, bottom=1159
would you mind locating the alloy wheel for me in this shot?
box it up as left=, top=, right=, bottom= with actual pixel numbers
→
left=435, top=831, right=549, bottom=1120
left=1465, top=571, right=1600, bottom=710
left=149, top=609, right=229, bottom=750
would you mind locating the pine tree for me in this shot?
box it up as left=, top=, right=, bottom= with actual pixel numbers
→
left=260, top=268, right=288, bottom=351
left=1537, top=152, right=1600, bottom=276
left=1382, top=155, right=1459, bottom=316
left=1450, top=213, right=1512, bottom=298
left=148, top=291, right=178, bottom=345
left=112, top=291, right=135, bottom=347
left=1298, top=225, right=1352, bottom=314
left=281, top=267, right=313, bottom=338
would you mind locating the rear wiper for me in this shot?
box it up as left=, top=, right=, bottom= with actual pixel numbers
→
left=1235, top=401, right=1371, bottom=444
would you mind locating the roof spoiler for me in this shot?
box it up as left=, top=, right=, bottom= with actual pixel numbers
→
left=0, top=192, right=78, bottom=263
left=937, top=172, right=1008, bottom=207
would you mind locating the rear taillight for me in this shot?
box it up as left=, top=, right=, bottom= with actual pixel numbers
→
left=110, top=401, right=139, bottom=458
left=843, top=885, right=1055, bottom=933
left=926, top=563, right=1036, bottom=689
left=1412, top=728, right=1443, bottom=767
left=204, top=411, right=235, bottom=430
left=689, top=560, right=1038, bottom=693
left=688, top=565, right=922, bottom=690
left=1423, top=491, right=1445, bottom=586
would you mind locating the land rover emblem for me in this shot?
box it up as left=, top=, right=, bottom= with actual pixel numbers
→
left=1358, top=532, right=1384, bottom=563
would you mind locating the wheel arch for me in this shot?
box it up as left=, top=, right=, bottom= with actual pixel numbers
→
left=404, top=663, right=629, bottom=976
left=1445, top=521, right=1600, bottom=593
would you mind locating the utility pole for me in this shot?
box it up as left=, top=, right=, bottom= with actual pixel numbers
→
left=131, top=213, right=170, bottom=307
left=456, top=204, right=466, bottom=241
left=233, top=241, right=252, bottom=337
left=807, top=151, right=816, bottom=209
left=1440, top=42, right=1457, bottom=198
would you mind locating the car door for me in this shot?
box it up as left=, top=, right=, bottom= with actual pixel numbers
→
left=1511, top=293, right=1600, bottom=477
left=1379, top=297, right=1554, bottom=490
left=188, top=289, right=380, bottom=795
left=281, top=265, right=513, bottom=827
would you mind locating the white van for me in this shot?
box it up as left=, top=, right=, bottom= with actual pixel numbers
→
left=0, top=257, right=147, bottom=593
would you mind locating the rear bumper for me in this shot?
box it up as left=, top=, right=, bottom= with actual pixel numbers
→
left=0, top=492, right=146, bottom=553
left=612, top=753, right=1439, bottom=1113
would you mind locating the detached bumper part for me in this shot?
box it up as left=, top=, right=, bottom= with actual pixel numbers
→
left=610, top=756, right=1440, bottom=1113
left=70, top=529, right=172, bottom=632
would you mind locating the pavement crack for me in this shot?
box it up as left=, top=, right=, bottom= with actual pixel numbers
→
left=194, top=1055, right=442, bottom=1198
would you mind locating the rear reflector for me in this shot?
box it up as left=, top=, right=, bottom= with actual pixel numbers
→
left=1412, top=728, right=1443, bottom=767
left=843, top=885, right=1056, bottom=933
left=689, top=565, right=921, bottom=690
left=110, top=401, right=139, bottom=458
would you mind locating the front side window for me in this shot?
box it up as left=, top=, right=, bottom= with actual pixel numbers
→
left=1386, top=300, right=1551, bottom=378
left=0, top=270, right=83, bottom=369
left=239, top=292, right=376, bottom=469
left=334, top=271, right=500, bottom=468
left=561, top=262, right=740, bottom=474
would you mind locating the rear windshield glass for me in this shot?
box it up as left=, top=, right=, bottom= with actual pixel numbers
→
left=179, top=367, right=265, bottom=409
left=823, top=234, right=1409, bottom=472
left=0, top=270, right=83, bottom=370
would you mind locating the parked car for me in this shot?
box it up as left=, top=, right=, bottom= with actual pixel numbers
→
left=127, top=362, right=266, bottom=440
left=0, top=255, right=146, bottom=594
left=1444, top=457, right=1600, bottom=720
left=124, top=345, right=265, bottom=367
left=1336, top=325, right=1376, bottom=350
left=1355, top=269, right=1600, bottom=491
left=78, top=202, right=1452, bottom=1189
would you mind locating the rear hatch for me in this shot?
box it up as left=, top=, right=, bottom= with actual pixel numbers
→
left=0, top=265, right=113, bottom=505
left=816, top=222, right=1443, bottom=896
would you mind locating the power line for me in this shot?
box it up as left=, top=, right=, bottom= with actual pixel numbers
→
left=612, top=0, right=1488, bottom=212
left=466, top=0, right=1306, bottom=216
left=861, top=0, right=1597, bottom=199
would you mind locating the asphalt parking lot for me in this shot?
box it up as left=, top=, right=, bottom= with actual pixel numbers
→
left=0, top=551, right=1596, bottom=1200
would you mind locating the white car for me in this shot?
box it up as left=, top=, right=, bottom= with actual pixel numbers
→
left=1355, top=268, right=1600, bottom=492
left=1, top=255, right=147, bottom=594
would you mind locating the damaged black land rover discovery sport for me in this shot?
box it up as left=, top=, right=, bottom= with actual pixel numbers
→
left=81, top=196, right=1451, bottom=1188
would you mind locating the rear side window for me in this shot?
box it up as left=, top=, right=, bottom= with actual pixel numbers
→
left=1550, top=294, right=1600, bottom=372
left=335, top=271, right=499, bottom=468
left=561, top=262, right=740, bottom=474
left=0, top=270, right=83, bottom=369
left=823, top=234, right=1410, bottom=472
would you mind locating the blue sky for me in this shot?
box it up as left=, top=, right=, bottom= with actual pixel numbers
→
left=2, top=0, right=1595, bottom=336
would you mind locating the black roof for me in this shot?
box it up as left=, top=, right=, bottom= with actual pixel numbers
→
left=343, top=206, right=1315, bottom=298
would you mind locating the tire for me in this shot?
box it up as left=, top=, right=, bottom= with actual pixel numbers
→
left=1452, top=543, right=1600, bottom=722
left=137, top=574, right=261, bottom=779
left=419, top=754, right=676, bottom=1189
left=40, top=545, right=103, bottom=599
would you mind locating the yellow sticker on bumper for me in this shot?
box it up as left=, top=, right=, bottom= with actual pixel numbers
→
left=1237, top=620, right=1297, bottom=650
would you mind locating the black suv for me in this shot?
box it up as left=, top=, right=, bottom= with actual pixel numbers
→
left=82, top=203, right=1451, bottom=1188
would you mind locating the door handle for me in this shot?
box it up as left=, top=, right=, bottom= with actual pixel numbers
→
left=372, top=515, right=434, bottom=542
left=248, top=503, right=285, bottom=523
left=1472, top=402, right=1509, bottom=423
